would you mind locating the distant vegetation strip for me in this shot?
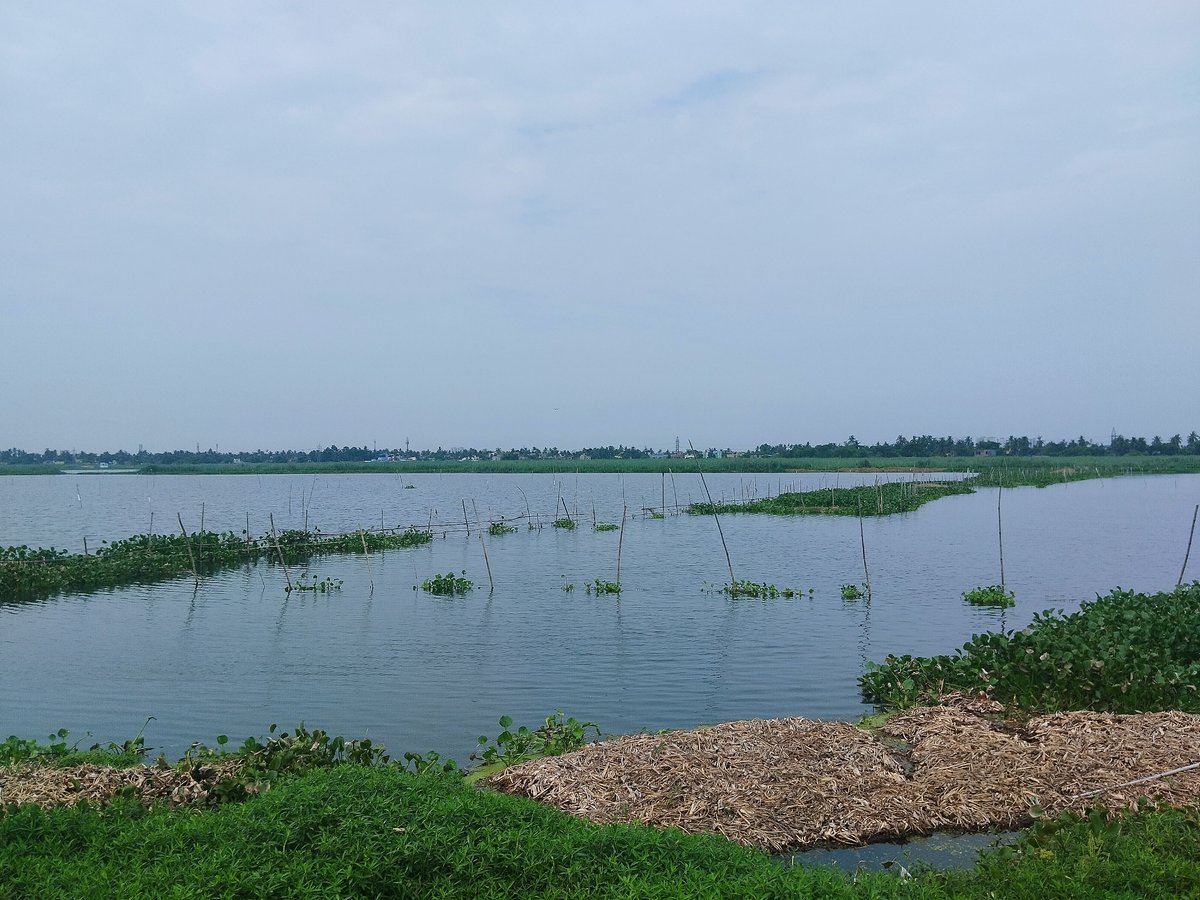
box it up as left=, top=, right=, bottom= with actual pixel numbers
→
left=687, top=480, right=975, bottom=517
left=0, top=528, right=432, bottom=601
left=860, top=583, right=1200, bottom=712
left=4, top=455, right=1198, bottom=478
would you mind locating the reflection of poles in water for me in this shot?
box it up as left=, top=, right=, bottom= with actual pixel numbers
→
left=1179, top=504, right=1199, bottom=586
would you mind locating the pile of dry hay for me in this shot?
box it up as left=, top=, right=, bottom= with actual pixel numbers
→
left=486, top=699, right=1200, bottom=851
left=0, top=759, right=250, bottom=810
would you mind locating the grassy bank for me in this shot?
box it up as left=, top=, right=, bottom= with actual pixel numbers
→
left=0, top=527, right=431, bottom=601
left=4, top=750, right=1200, bottom=898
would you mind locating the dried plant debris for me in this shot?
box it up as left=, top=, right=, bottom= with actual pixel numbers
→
left=487, top=702, right=1200, bottom=852
left=0, top=759, right=252, bottom=810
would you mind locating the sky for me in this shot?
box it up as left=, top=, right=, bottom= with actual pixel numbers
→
left=2, top=2, right=1197, bottom=453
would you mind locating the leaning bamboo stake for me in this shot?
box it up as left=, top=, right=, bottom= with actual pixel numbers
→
left=177, top=513, right=199, bottom=585
left=360, top=530, right=375, bottom=593
left=1179, top=504, right=1199, bottom=586
left=269, top=513, right=293, bottom=593
left=997, top=478, right=1006, bottom=590
left=462, top=499, right=471, bottom=538
left=858, top=499, right=872, bottom=600
left=691, top=442, right=735, bottom=588
left=560, top=496, right=573, bottom=525
left=616, top=503, right=627, bottom=585
left=669, top=468, right=680, bottom=515
left=472, top=500, right=494, bottom=591
left=83, top=537, right=88, bottom=556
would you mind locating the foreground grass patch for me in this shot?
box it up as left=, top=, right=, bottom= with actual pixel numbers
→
left=3, top=765, right=1200, bottom=898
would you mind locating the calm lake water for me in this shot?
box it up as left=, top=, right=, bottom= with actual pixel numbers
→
left=1, top=472, right=1196, bottom=764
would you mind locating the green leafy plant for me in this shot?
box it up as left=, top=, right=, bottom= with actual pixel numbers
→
left=288, top=574, right=343, bottom=593
left=861, top=583, right=1200, bottom=712
left=471, top=710, right=600, bottom=768
left=487, top=522, right=517, bottom=536
left=722, top=580, right=797, bottom=599
left=963, top=584, right=1015, bottom=607
left=552, top=517, right=576, bottom=530
left=586, top=579, right=621, bottom=595
left=421, top=571, right=473, bottom=595
left=841, top=583, right=866, bottom=601
left=593, top=522, right=619, bottom=532
left=401, top=750, right=460, bottom=776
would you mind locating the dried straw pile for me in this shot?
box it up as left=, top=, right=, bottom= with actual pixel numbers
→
left=486, top=702, right=1200, bottom=851
left=0, top=759, right=249, bottom=809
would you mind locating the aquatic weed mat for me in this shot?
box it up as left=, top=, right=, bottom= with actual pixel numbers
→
left=0, top=759, right=249, bottom=809
left=485, top=703, right=1200, bottom=852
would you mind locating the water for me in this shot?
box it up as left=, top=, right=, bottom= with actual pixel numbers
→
left=1, top=472, right=1196, bottom=768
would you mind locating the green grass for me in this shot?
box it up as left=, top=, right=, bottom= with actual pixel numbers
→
left=3, top=763, right=1200, bottom=898
left=861, top=583, right=1200, bottom=711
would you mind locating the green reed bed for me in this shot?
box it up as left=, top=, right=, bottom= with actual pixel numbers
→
left=688, top=480, right=975, bottom=517
left=860, top=583, right=1200, bottom=711
left=0, top=527, right=432, bottom=601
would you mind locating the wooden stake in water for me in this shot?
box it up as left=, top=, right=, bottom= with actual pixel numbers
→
left=269, top=513, right=293, bottom=593
left=691, top=442, right=735, bottom=588
left=616, top=503, right=627, bottom=585
left=360, top=529, right=374, bottom=593
left=462, top=499, right=471, bottom=538
left=858, top=499, right=872, bottom=600
left=178, top=513, right=199, bottom=585
left=661, top=472, right=666, bottom=518
left=559, top=496, right=573, bottom=525
left=997, top=479, right=1006, bottom=590
left=472, top=500, right=495, bottom=591
left=1179, top=504, right=1199, bottom=586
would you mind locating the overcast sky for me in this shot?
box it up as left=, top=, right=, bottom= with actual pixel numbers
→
left=2, top=2, right=1197, bottom=452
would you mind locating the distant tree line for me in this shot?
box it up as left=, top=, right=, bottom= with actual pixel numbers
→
left=2, top=432, right=1198, bottom=467
left=755, top=432, right=1200, bottom=458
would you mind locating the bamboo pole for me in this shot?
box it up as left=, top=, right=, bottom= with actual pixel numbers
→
left=1179, top=504, right=1199, bottom=586
left=691, top=442, right=735, bottom=588
left=269, top=513, right=293, bottom=593
left=560, top=496, right=573, bottom=525
left=360, top=529, right=374, bottom=592
left=472, top=500, right=494, bottom=591
left=997, top=479, right=1006, bottom=590
left=178, top=513, right=199, bottom=585
left=616, top=503, right=627, bottom=586
left=858, top=499, right=872, bottom=600
left=462, top=499, right=471, bottom=537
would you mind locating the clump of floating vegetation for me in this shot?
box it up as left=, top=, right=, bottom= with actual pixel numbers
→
left=420, top=571, right=474, bottom=596
left=840, top=583, right=866, bottom=601
left=722, top=580, right=798, bottom=599
left=552, top=518, right=576, bottom=530
left=586, top=579, right=621, bottom=595
left=687, top=480, right=974, bottom=517
left=593, top=522, right=619, bottom=532
left=860, top=583, right=1200, bottom=712
left=487, top=522, right=517, bottom=536
left=0, top=527, right=432, bottom=601
left=288, top=574, right=343, bottom=594
left=963, top=584, right=1015, bottom=607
